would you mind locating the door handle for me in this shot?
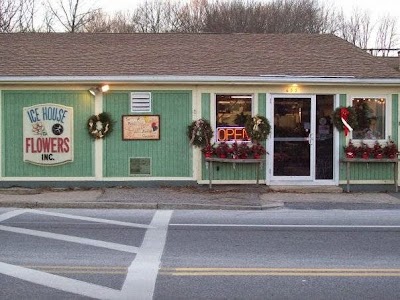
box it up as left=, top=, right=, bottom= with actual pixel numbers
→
left=308, top=133, right=312, bottom=145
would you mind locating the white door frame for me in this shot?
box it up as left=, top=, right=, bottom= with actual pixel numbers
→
left=266, top=93, right=337, bottom=185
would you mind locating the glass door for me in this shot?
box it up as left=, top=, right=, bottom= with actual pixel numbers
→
left=272, top=96, right=315, bottom=179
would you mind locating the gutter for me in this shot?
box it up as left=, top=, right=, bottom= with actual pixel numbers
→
left=0, top=75, right=400, bottom=85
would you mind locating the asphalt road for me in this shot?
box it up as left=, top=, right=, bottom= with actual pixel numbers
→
left=1, top=208, right=400, bottom=299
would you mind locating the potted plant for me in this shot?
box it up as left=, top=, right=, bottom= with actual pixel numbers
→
left=202, top=144, right=214, bottom=158
left=215, top=142, right=230, bottom=158
left=343, top=140, right=357, bottom=158
left=359, top=142, right=371, bottom=159
left=230, top=142, right=240, bottom=159
left=384, top=140, right=399, bottom=159
left=237, top=142, right=251, bottom=159
left=372, top=141, right=383, bottom=159
left=251, top=143, right=267, bottom=159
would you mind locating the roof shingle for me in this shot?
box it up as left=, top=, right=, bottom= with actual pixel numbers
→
left=1, top=33, right=399, bottom=79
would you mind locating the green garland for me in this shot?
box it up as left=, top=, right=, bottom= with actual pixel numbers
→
left=88, top=112, right=114, bottom=139
left=245, top=115, right=271, bottom=142
left=332, top=106, right=358, bottom=132
left=187, top=119, right=213, bottom=148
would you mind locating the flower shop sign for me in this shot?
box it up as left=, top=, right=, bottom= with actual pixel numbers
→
left=23, top=104, right=73, bottom=165
left=122, top=115, right=160, bottom=140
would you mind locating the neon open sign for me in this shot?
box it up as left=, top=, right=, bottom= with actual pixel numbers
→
left=217, top=127, right=250, bottom=142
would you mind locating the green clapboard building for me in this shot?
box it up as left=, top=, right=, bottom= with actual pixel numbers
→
left=0, top=33, right=399, bottom=190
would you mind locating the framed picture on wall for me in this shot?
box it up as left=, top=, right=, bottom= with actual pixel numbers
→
left=122, top=115, right=160, bottom=140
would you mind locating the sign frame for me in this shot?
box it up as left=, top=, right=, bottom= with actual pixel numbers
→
left=122, top=115, right=160, bottom=140
left=23, top=103, right=74, bottom=166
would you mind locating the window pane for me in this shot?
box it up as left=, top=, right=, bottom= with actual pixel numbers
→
left=216, top=95, right=252, bottom=142
left=352, top=98, right=385, bottom=140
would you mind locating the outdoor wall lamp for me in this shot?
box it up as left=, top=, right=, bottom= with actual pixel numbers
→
left=88, top=84, right=110, bottom=96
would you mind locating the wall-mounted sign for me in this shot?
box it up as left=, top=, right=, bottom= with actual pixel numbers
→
left=23, top=103, right=73, bottom=166
left=217, top=126, right=249, bottom=142
left=122, top=115, right=160, bottom=140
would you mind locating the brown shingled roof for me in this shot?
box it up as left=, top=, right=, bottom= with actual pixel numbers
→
left=1, top=33, right=400, bottom=79
left=377, top=56, right=400, bottom=72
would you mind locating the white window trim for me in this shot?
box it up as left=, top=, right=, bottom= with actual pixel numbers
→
left=349, top=94, right=391, bottom=143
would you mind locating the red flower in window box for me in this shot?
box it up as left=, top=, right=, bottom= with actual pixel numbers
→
left=215, top=142, right=230, bottom=158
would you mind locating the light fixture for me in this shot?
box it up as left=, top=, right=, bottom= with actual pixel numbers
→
left=101, top=84, right=110, bottom=92
left=88, top=84, right=110, bottom=96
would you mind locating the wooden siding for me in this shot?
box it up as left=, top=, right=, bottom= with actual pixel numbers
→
left=1, top=91, right=94, bottom=177
left=103, top=91, right=192, bottom=177
left=258, top=93, right=267, bottom=116
left=339, top=94, right=398, bottom=181
left=201, top=93, right=211, bottom=119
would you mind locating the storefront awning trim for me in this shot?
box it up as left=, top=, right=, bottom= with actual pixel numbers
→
left=1, top=75, right=400, bottom=85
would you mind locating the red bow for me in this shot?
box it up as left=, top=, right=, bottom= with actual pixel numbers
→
left=340, top=108, right=350, bottom=136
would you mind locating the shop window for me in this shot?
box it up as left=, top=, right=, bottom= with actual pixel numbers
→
left=216, top=95, right=252, bottom=142
left=352, top=97, right=386, bottom=140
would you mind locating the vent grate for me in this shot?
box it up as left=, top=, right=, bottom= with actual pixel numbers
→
left=130, top=157, right=151, bottom=176
left=131, top=92, right=151, bottom=113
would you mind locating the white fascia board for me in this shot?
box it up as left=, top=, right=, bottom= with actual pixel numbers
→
left=1, top=75, right=400, bottom=85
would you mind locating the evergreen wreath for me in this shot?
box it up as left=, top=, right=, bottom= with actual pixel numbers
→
left=87, top=112, right=114, bottom=139
left=332, top=106, right=358, bottom=132
left=187, top=119, right=213, bottom=148
left=245, top=115, right=271, bottom=142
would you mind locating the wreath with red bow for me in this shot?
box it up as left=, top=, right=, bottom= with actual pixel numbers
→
left=332, top=106, right=358, bottom=135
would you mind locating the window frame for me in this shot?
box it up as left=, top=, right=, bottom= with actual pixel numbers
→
left=349, top=95, right=391, bottom=142
left=213, top=93, right=255, bottom=144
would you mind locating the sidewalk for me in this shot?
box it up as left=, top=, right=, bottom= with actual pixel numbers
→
left=1, top=185, right=400, bottom=210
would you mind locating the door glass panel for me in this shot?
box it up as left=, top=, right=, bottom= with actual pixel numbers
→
left=273, top=98, right=311, bottom=177
left=316, top=95, right=334, bottom=179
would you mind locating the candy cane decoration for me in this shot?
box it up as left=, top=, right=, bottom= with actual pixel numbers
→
left=340, top=108, right=353, bottom=136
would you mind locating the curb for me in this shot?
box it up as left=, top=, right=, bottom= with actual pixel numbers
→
left=0, top=202, right=158, bottom=209
left=284, top=202, right=400, bottom=210
left=261, top=201, right=285, bottom=209
left=0, top=202, right=284, bottom=210
left=157, top=203, right=262, bottom=210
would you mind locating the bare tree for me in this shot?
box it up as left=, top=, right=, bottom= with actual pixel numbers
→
left=0, top=0, right=21, bottom=32
left=174, top=0, right=208, bottom=33
left=337, top=8, right=374, bottom=48
left=375, top=14, right=398, bottom=55
left=203, top=0, right=272, bottom=33
left=83, top=9, right=111, bottom=32
left=200, top=0, right=332, bottom=34
left=316, top=3, right=340, bottom=34
left=128, top=0, right=179, bottom=33
left=84, top=10, right=140, bottom=33
left=45, top=0, right=99, bottom=32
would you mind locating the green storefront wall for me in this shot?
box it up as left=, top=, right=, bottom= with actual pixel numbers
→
left=1, top=91, right=94, bottom=177
left=103, top=90, right=192, bottom=178
left=1, top=89, right=398, bottom=184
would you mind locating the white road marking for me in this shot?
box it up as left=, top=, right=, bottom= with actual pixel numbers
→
left=0, top=262, right=120, bottom=300
left=0, top=225, right=139, bottom=253
left=29, top=209, right=154, bottom=229
left=0, top=209, right=29, bottom=222
left=120, top=210, right=173, bottom=300
left=169, top=223, right=400, bottom=229
left=0, top=209, right=173, bottom=299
